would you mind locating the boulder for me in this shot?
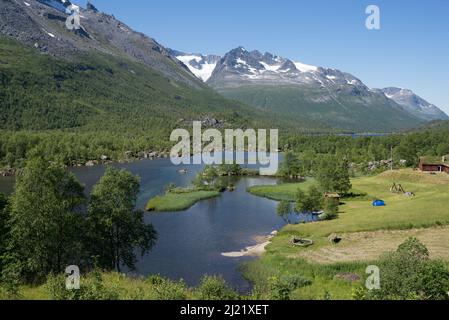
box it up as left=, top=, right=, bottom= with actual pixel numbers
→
left=328, top=233, right=343, bottom=244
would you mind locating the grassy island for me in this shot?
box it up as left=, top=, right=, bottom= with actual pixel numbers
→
left=146, top=189, right=220, bottom=212
left=247, top=178, right=317, bottom=201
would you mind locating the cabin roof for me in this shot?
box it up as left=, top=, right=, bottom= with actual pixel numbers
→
left=325, top=192, right=341, bottom=198
left=420, top=155, right=449, bottom=166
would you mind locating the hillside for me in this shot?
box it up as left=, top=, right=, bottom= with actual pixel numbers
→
left=176, top=47, right=447, bottom=132
left=217, top=84, right=422, bottom=132
left=0, top=0, right=332, bottom=135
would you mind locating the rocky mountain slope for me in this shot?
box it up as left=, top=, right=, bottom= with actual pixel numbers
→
left=176, top=47, right=447, bottom=131
left=0, top=0, right=200, bottom=88
left=375, top=87, right=448, bottom=121
left=2, top=0, right=445, bottom=133
left=1, top=0, right=306, bottom=133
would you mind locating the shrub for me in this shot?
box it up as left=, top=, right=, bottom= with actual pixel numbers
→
left=268, top=274, right=312, bottom=300
left=194, top=275, right=238, bottom=300
left=295, top=186, right=323, bottom=213
left=146, top=275, right=188, bottom=300
left=45, top=269, right=119, bottom=300
left=359, top=238, right=449, bottom=300
left=322, top=198, right=339, bottom=220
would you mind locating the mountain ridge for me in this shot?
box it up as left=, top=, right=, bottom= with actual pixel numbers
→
left=1, top=0, right=445, bottom=134
left=175, top=47, right=447, bottom=124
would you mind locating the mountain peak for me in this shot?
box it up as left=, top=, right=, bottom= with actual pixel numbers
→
left=378, top=87, right=448, bottom=121
left=87, top=0, right=99, bottom=12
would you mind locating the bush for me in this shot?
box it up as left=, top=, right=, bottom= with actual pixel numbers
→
left=194, top=275, right=238, bottom=300
left=295, top=186, right=323, bottom=213
left=45, top=269, right=119, bottom=300
left=322, top=198, right=339, bottom=220
left=359, top=238, right=449, bottom=300
left=268, top=274, right=312, bottom=300
left=276, top=201, right=292, bottom=223
left=146, top=275, right=188, bottom=300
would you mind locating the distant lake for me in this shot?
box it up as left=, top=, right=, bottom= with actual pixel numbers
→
left=0, top=154, right=317, bottom=292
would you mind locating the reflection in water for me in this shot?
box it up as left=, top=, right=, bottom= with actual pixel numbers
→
left=0, top=157, right=317, bottom=292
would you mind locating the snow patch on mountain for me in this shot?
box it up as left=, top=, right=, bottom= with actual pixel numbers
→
left=37, top=0, right=72, bottom=13
left=175, top=54, right=220, bottom=81
left=173, top=46, right=447, bottom=122
left=376, top=87, right=448, bottom=121
left=294, top=61, right=318, bottom=73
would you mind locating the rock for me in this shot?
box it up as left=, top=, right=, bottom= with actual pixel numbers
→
left=335, top=273, right=361, bottom=283
left=124, top=151, right=134, bottom=159
left=328, top=233, right=343, bottom=244
left=0, top=166, right=15, bottom=177
left=87, top=1, right=99, bottom=13
left=85, top=160, right=96, bottom=167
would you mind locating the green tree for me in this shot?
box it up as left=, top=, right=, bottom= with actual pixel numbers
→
left=87, top=167, right=157, bottom=272
left=360, top=238, right=449, bottom=300
left=279, top=151, right=302, bottom=178
left=295, top=186, right=323, bottom=213
left=7, top=158, right=85, bottom=282
left=316, top=156, right=352, bottom=194
left=315, top=156, right=335, bottom=192
left=276, top=201, right=292, bottom=224
left=218, top=164, right=242, bottom=176
left=334, top=158, right=352, bottom=194
left=0, top=193, right=9, bottom=273
left=322, top=198, right=339, bottom=220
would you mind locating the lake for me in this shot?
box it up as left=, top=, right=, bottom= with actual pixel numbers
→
left=0, top=156, right=317, bottom=292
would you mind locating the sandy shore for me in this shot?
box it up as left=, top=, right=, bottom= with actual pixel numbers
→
left=221, top=231, right=277, bottom=258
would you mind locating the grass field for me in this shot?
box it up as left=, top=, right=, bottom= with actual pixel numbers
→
left=6, top=273, right=194, bottom=300
left=247, top=178, right=317, bottom=201
left=146, top=189, right=221, bottom=212
left=243, top=169, right=449, bottom=299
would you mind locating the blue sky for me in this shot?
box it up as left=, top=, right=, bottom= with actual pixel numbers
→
left=86, top=0, right=449, bottom=113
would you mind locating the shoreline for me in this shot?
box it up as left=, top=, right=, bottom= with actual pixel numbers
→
left=221, top=231, right=278, bottom=258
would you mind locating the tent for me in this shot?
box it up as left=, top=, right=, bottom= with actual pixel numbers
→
left=372, top=200, right=386, bottom=207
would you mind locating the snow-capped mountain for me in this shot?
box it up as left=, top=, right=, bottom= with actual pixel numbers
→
left=173, top=51, right=221, bottom=81
left=175, top=47, right=366, bottom=90
left=173, top=46, right=447, bottom=127
left=207, top=47, right=368, bottom=90
left=374, top=88, right=448, bottom=121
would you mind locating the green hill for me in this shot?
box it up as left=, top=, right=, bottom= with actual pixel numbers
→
left=217, top=85, right=423, bottom=133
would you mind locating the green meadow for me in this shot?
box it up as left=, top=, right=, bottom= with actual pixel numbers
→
left=242, top=169, right=449, bottom=299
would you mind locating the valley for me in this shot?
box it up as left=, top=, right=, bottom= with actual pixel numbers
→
left=1, top=0, right=449, bottom=302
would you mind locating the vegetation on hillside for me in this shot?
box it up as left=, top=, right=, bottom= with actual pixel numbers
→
left=217, top=85, right=422, bottom=132
left=0, top=37, right=301, bottom=171
left=0, top=158, right=156, bottom=297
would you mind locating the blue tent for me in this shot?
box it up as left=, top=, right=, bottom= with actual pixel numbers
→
left=373, top=200, right=386, bottom=207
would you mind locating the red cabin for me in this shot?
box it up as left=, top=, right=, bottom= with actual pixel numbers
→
left=419, top=155, right=449, bottom=174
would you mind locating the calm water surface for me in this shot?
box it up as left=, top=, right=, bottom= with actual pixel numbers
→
left=0, top=157, right=317, bottom=291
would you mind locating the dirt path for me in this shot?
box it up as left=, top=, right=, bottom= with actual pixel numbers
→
left=296, top=226, right=449, bottom=264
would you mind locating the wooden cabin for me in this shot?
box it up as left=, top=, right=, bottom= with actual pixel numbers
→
left=419, top=155, right=449, bottom=174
